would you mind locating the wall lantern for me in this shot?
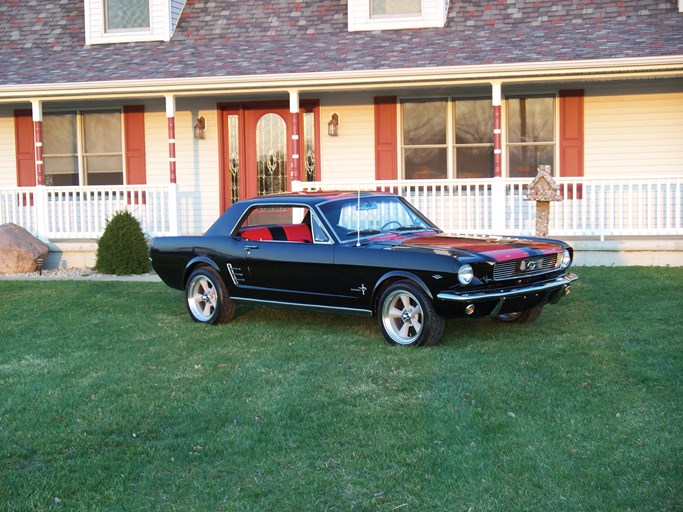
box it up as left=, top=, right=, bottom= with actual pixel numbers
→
left=194, top=116, right=206, bottom=139
left=327, top=112, right=339, bottom=137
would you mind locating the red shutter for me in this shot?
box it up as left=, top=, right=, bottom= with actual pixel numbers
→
left=559, top=90, right=584, bottom=199
left=14, top=109, right=36, bottom=187
left=374, top=96, right=398, bottom=181
left=123, top=105, right=146, bottom=185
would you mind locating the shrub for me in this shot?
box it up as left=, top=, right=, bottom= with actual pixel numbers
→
left=95, top=210, right=151, bottom=275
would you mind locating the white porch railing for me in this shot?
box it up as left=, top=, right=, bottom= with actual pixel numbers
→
left=1, top=177, right=681, bottom=241
left=298, top=176, right=683, bottom=239
left=0, top=184, right=178, bottom=240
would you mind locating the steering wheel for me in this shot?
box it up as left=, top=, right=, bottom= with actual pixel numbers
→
left=380, top=220, right=402, bottom=230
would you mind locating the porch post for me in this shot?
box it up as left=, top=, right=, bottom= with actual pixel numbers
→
left=490, top=82, right=506, bottom=233
left=32, top=100, right=48, bottom=240
left=289, top=90, right=302, bottom=191
left=166, top=95, right=180, bottom=235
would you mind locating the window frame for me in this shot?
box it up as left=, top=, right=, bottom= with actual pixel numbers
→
left=399, top=94, right=560, bottom=179
left=399, top=96, right=495, bottom=180
left=505, top=94, right=558, bottom=178
left=42, top=109, right=126, bottom=187
left=348, top=0, right=447, bottom=32
left=84, top=0, right=173, bottom=45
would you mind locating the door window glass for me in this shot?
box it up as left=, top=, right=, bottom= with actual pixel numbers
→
left=256, top=114, right=287, bottom=195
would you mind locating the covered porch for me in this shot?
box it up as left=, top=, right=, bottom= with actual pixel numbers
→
left=1, top=175, right=681, bottom=267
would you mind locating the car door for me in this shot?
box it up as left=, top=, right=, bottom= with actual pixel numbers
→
left=235, top=205, right=338, bottom=306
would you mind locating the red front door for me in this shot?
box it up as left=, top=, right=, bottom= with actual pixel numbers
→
left=219, top=101, right=320, bottom=212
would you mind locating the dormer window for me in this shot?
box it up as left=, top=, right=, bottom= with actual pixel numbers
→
left=371, top=0, right=422, bottom=18
left=105, top=0, right=151, bottom=32
left=85, top=0, right=186, bottom=45
left=349, top=0, right=448, bottom=31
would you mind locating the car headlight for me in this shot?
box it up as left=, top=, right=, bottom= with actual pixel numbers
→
left=561, top=249, right=572, bottom=269
left=458, top=264, right=474, bottom=285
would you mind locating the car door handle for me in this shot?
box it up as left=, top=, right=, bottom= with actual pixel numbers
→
left=244, top=245, right=260, bottom=253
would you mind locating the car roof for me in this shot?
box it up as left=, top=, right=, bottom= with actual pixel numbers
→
left=204, top=190, right=399, bottom=236
left=245, top=190, right=397, bottom=206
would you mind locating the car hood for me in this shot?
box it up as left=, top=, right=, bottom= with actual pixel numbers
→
left=382, top=232, right=565, bottom=262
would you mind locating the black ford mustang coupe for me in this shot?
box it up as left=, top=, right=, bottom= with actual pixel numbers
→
left=150, top=191, right=578, bottom=346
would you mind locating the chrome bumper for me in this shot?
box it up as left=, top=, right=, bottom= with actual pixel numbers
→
left=437, top=273, right=579, bottom=315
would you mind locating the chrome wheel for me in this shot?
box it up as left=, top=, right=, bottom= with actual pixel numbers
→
left=185, top=267, right=235, bottom=324
left=378, top=281, right=444, bottom=346
left=188, top=275, right=218, bottom=321
left=382, top=289, right=423, bottom=344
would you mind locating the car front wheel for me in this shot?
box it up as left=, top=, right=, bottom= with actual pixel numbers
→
left=185, top=266, right=236, bottom=324
left=378, top=281, right=445, bottom=346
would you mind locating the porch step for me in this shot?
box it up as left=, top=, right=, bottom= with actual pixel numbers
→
left=44, top=237, right=683, bottom=270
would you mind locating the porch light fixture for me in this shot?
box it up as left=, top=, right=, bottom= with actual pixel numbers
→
left=327, top=112, right=339, bottom=137
left=194, top=116, right=206, bottom=139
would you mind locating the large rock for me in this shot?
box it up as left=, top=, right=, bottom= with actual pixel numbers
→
left=0, top=223, right=49, bottom=274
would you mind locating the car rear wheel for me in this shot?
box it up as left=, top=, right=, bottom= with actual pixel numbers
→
left=185, top=266, right=236, bottom=324
left=378, top=281, right=445, bottom=346
left=494, top=305, right=544, bottom=324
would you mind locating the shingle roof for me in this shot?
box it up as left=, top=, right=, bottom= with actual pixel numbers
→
left=0, top=0, right=682, bottom=86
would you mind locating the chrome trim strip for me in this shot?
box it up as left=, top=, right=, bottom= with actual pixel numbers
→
left=437, top=273, right=579, bottom=303
left=231, top=296, right=373, bottom=317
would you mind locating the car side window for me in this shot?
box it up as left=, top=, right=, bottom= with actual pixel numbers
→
left=235, top=205, right=331, bottom=244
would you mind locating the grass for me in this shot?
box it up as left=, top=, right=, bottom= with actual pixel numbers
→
left=0, top=267, right=682, bottom=511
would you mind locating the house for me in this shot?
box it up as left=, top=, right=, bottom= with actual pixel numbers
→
left=1, top=0, right=682, bottom=267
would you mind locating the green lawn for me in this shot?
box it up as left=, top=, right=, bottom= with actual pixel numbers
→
left=1, top=267, right=681, bottom=511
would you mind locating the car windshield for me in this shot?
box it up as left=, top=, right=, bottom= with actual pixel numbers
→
left=318, top=195, right=435, bottom=241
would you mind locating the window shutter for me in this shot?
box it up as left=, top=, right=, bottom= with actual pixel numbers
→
left=374, top=96, right=398, bottom=181
left=123, top=105, right=146, bottom=184
left=14, top=109, right=36, bottom=187
left=559, top=90, right=584, bottom=198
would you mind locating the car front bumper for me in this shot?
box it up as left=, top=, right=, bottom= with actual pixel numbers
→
left=436, top=272, right=579, bottom=316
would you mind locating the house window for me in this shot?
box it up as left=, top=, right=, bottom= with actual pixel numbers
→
left=105, top=0, right=150, bottom=31
left=348, top=0, right=447, bottom=31
left=507, top=96, right=555, bottom=178
left=371, top=0, right=422, bottom=17
left=454, top=100, right=494, bottom=179
left=43, top=110, right=124, bottom=186
left=401, top=98, right=493, bottom=179
left=402, top=99, right=447, bottom=179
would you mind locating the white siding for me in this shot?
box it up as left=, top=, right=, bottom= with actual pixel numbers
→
left=170, top=0, right=187, bottom=32
left=319, top=93, right=377, bottom=182
left=0, top=106, right=17, bottom=188
left=143, top=98, right=220, bottom=235
left=584, top=80, right=683, bottom=177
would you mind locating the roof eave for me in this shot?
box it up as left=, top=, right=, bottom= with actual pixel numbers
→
left=2, top=55, right=683, bottom=103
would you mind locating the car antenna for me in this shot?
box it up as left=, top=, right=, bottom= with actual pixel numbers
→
left=356, top=186, right=361, bottom=247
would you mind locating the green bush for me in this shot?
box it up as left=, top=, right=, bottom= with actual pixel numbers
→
left=95, top=210, right=151, bottom=275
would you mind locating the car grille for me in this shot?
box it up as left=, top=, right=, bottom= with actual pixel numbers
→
left=493, top=253, right=560, bottom=281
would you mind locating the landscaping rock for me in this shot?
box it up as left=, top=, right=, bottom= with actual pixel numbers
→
left=0, top=223, right=49, bottom=274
